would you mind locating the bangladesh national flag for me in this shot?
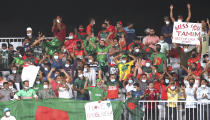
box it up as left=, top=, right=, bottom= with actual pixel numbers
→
left=125, top=98, right=144, bottom=120
left=0, top=99, right=123, bottom=120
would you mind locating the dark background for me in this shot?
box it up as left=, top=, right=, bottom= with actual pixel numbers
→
left=0, top=0, right=209, bottom=37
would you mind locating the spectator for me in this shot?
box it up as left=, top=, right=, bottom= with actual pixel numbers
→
left=83, top=64, right=96, bottom=86
left=196, top=79, right=210, bottom=120
left=8, top=80, right=17, bottom=95
left=143, top=28, right=160, bottom=50
left=150, top=44, right=167, bottom=73
left=144, top=82, right=159, bottom=120
left=130, top=83, right=144, bottom=99
left=185, top=78, right=197, bottom=120
left=161, top=16, right=173, bottom=47
left=165, top=81, right=179, bottom=120
left=0, top=43, right=10, bottom=70
left=86, top=18, right=95, bottom=37
left=16, top=81, right=38, bottom=100
left=123, top=77, right=134, bottom=93
left=1, top=108, right=16, bottom=120
left=105, top=18, right=116, bottom=40
left=7, top=66, right=21, bottom=91
left=84, top=79, right=107, bottom=101
left=114, top=54, right=136, bottom=81
left=170, top=4, right=191, bottom=22
left=97, top=23, right=109, bottom=40
left=157, top=35, right=169, bottom=54
left=38, top=81, right=56, bottom=99
left=0, top=82, right=13, bottom=102
left=73, top=68, right=90, bottom=100
left=104, top=74, right=120, bottom=101
left=124, top=23, right=136, bottom=46
left=33, top=76, right=43, bottom=94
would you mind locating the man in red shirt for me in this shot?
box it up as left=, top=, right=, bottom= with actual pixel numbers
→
left=105, top=74, right=119, bottom=101
left=105, top=19, right=116, bottom=40
left=52, top=16, right=66, bottom=42
left=86, top=18, right=95, bottom=37
left=144, top=82, right=160, bottom=120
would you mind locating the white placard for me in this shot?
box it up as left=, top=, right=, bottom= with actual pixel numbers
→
left=85, top=101, right=114, bottom=120
left=172, top=22, right=202, bottom=45
left=21, top=65, right=40, bottom=87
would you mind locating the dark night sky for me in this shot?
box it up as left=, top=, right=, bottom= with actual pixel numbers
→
left=0, top=0, right=209, bottom=37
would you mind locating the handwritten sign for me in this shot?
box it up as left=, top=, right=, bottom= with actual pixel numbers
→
left=172, top=22, right=202, bottom=45
left=85, top=101, right=114, bottom=120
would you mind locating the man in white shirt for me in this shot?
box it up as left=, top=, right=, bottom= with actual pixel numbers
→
left=83, top=64, right=96, bottom=86
left=1, top=108, right=16, bottom=120
left=184, top=78, right=198, bottom=120
left=157, top=35, right=169, bottom=54
left=196, top=79, right=210, bottom=120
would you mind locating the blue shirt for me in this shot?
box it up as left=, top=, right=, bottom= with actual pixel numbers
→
left=131, top=90, right=143, bottom=99
left=161, top=24, right=173, bottom=44
left=51, top=59, right=64, bottom=69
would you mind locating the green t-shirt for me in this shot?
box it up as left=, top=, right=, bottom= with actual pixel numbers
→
left=142, top=66, right=152, bottom=73
left=73, top=78, right=90, bottom=98
left=87, top=87, right=107, bottom=101
left=33, top=83, right=43, bottom=94
left=96, top=45, right=111, bottom=64
left=150, top=53, right=167, bottom=73
left=16, top=88, right=36, bottom=98
left=83, top=37, right=97, bottom=54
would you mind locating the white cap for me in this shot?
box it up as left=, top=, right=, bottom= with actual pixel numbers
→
left=26, top=27, right=32, bottom=31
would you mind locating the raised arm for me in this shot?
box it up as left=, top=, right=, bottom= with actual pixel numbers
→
left=87, top=37, right=96, bottom=49
left=128, top=54, right=137, bottom=62
left=30, top=36, right=45, bottom=48
left=170, top=5, right=176, bottom=22
left=47, top=67, right=56, bottom=83
left=60, top=69, right=71, bottom=82
left=185, top=4, right=191, bottom=22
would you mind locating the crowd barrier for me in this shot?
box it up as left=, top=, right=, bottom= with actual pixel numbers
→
left=138, top=100, right=210, bottom=120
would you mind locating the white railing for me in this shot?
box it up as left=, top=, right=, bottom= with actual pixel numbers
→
left=134, top=100, right=210, bottom=120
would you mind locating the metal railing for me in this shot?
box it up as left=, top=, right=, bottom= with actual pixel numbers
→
left=135, top=100, right=210, bottom=120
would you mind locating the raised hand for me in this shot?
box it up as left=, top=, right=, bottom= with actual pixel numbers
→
left=170, top=4, right=173, bottom=10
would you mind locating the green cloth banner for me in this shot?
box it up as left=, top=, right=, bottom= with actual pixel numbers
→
left=0, top=99, right=123, bottom=120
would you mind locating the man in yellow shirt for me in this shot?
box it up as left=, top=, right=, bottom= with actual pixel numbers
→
left=165, top=81, right=179, bottom=120
left=114, top=54, right=136, bottom=80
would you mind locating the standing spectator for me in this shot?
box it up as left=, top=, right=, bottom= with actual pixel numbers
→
left=84, top=79, right=107, bottom=101
left=86, top=18, right=95, bottom=37
left=123, top=78, right=134, bottom=93
left=114, top=54, right=137, bottom=81
left=144, top=82, right=159, bottom=120
left=165, top=81, right=179, bottom=120
left=0, top=43, right=10, bottom=70
left=185, top=78, right=197, bottom=120
left=157, top=35, right=169, bottom=54
left=97, top=23, right=109, bottom=40
left=124, top=23, right=136, bottom=46
left=73, top=68, right=90, bottom=100
left=161, top=16, right=173, bottom=48
left=170, top=4, right=191, bottom=22
left=33, top=76, right=43, bottom=94
left=150, top=44, right=167, bottom=73
left=196, top=79, right=210, bottom=120
left=0, top=82, right=13, bottom=102
left=105, top=19, right=116, bottom=40
left=116, top=21, right=127, bottom=39
left=38, top=81, right=56, bottom=99
left=143, top=29, right=160, bottom=50
left=105, top=74, right=120, bottom=101
left=83, top=64, right=96, bottom=86
left=16, top=81, right=38, bottom=100
left=1, top=108, right=16, bottom=120
left=8, top=66, right=21, bottom=91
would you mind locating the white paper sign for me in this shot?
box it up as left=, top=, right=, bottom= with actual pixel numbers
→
left=21, top=65, right=40, bottom=87
left=85, top=101, right=114, bottom=120
left=172, top=22, right=202, bottom=45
